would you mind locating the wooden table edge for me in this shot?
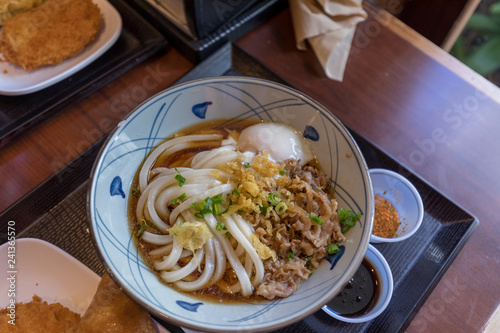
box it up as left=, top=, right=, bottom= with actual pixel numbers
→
left=363, top=1, right=500, bottom=104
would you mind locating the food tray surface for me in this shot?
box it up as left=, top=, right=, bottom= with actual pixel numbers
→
left=0, top=44, right=478, bottom=333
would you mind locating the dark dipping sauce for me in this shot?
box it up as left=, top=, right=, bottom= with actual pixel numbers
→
left=326, top=258, right=380, bottom=317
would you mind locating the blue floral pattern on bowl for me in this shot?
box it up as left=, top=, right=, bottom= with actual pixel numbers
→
left=192, top=101, right=212, bottom=119
left=110, top=176, right=125, bottom=198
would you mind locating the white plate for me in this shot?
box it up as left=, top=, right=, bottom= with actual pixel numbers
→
left=0, top=0, right=122, bottom=96
left=0, top=238, right=169, bottom=332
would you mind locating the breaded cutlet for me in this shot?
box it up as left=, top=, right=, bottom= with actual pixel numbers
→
left=0, top=0, right=47, bottom=25
left=0, top=295, right=81, bottom=333
left=0, top=0, right=102, bottom=71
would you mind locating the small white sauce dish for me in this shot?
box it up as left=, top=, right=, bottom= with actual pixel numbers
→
left=322, top=244, right=393, bottom=323
left=369, top=168, right=424, bottom=243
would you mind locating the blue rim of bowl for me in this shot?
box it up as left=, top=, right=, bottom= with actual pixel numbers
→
left=321, top=244, right=394, bottom=323
left=369, top=168, right=424, bottom=243
left=86, top=76, right=374, bottom=332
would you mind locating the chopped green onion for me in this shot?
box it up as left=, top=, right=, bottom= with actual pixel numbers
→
left=268, top=192, right=281, bottom=205
left=288, top=251, right=294, bottom=260
left=309, top=214, right=324, bottom=225
left=338, top=209, right=361, bottom=233
left=192, top=202, right=202, bottom=212
left=327, top=243, right=340, bottom=255
left=193, top=201, right=206, bottom=218
left=275, top=202, right=287, bottom=215
left=131, top=188, right=140, bottom=197
left=202, top=198, right=213, bottom=214
left=232, top=189, right=240, bottom=196
left=136, top=223, right=146, bottom=238
left=144, top=219, right=162, bottom=232
left=259, top=205, right=269, bottom=215
left=224, top=231, right=230, bottom=238
left=171, top=193, right=186, bottom=204
left=216, top=222, right=226, bottom=231
left=243, top=162, right=250, bottom=168
left=212, top=194, right=224, bottom=203
left=200, top=199, right=207, bottom=208
left=192, top=198, right=214, bottom=218
left=279, top=169, right=286, bottom=176
left=237, top=209, right=246, bottom=215
left=213, top=203, right=222, bottom=215
left=343, top=219, right=356, bottom=227
left=174, top=168, right=186, bottom=187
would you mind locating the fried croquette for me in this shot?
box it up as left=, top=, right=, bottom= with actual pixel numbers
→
left=0, top=0, right=47, bottom=25
left=0, top=0, right=102, bottom=71
left=77, top=273, right=156, bottom=333
left=0, top=295, right=81, bottom=333
left=0, top=274, right=155, bottom=333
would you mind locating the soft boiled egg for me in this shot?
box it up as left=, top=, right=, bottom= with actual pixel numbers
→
left=237, top=122, right=314, bottom=166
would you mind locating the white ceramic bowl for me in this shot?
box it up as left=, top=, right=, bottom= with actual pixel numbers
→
left=88, top=77, right=374, bottom=332
left=322, top=244, right=393, bottom=323
left=369, top=168, right=424, bottom=243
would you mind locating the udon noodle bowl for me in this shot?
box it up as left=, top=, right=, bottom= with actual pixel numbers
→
left=130, top=121, right=350, bottom=301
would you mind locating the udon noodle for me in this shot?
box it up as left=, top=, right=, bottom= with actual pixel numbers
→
left=131, top=121, right=347, bottom=300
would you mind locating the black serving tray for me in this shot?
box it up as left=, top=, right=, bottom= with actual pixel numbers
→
left=0, top=0, right=167, bottom=148
left=0, top=43, right=478, bottom=333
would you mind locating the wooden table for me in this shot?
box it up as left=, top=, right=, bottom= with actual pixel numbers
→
left=1, top=2, right=499, bottom=332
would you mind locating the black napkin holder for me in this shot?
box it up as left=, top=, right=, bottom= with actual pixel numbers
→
left=128, top=0, right=288, bottom=63
left=185, top=0, right=263, bottom=39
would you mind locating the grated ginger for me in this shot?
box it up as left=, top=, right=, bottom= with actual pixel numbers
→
left=168, top=222, right=213, bottom=253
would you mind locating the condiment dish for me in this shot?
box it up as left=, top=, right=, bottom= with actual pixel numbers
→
left=322, top=244, right=393, bottom=323
left=369, top=168, right=424, bottom=243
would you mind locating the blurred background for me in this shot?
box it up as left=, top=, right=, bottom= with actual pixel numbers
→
left=372, top=0, right=500, bottom=87
left=450, top=0, right=500, bottom=88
